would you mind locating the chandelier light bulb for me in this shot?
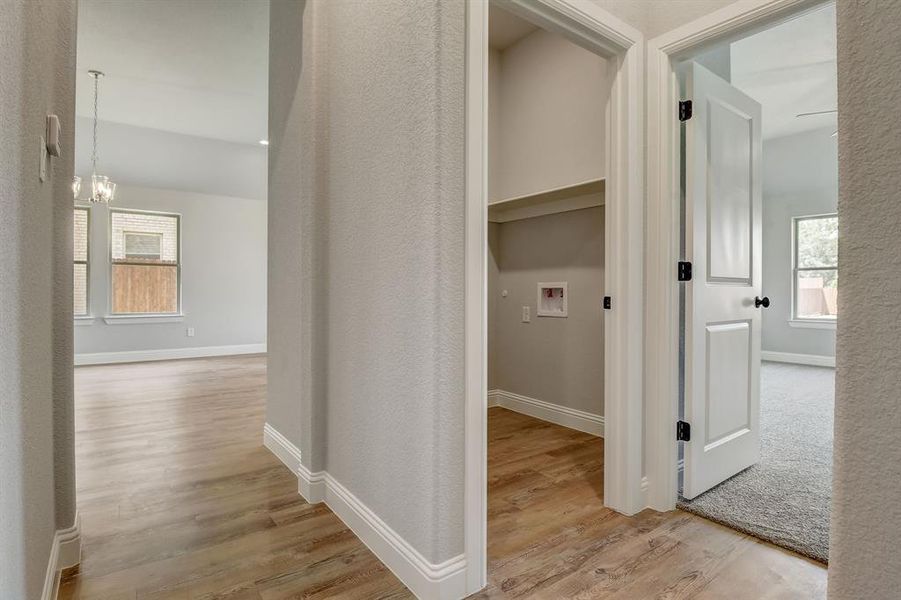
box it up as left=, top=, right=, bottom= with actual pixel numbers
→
left=91, top=174, right=116, bottom=204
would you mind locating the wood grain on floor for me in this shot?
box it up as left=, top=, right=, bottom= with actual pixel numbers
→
left=474, top=407, right=827, bottom=599
left=61, top=356, right=826, bottom=599
left=61, top=356, right=412, bottom=600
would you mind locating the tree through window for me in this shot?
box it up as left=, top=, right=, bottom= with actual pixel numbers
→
left=793, top=214, right=838, bottom=320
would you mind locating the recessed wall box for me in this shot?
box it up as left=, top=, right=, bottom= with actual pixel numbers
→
left=537, top=282, right=568, bottom=317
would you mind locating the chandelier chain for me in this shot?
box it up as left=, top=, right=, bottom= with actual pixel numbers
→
left=92, top=73, right=99, bottom=172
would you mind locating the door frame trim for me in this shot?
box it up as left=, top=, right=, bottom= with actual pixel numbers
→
left=464, top=0, right=643, bottom=593
left=645, top=0, right=835, bottom=511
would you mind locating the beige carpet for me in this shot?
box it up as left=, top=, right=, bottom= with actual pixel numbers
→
left=678, top=362, right=833, bottom=563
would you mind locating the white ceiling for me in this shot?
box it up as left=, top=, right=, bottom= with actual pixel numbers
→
left=730, top=4, right=836, bottom=140
left=76, top=0, right=269, bottom=146
left=489, top=5, right=538, bottom=50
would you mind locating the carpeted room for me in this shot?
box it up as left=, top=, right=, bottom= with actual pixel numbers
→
left=676, top=4, right=838, bottom=565
left=680, top=363, right=834, bottom=563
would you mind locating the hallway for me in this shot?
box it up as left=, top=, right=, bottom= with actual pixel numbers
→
left=64, top=357, right=826, bottom=599
left=63, top=356, right=411, bottom=599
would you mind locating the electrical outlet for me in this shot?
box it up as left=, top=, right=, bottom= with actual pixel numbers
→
left=522, top=306, right=530, bottom=323
left=186, top=327, right=195, bottom=337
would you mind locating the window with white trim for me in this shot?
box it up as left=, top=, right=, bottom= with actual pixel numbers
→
left=74, top=207, right=90, bottom=316
left=110, top=209, right=180, bottom=315
left=793, top=214, right=837, bottom=321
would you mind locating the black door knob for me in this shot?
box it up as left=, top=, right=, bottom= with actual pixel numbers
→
left=755, top=296, right=770, bottom=308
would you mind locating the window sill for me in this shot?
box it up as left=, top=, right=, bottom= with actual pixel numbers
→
left=789, top=319, right=836, bottom=330
left=103, top=314, right=185, bottom=325
left=74, top=316, right=95, bottom=326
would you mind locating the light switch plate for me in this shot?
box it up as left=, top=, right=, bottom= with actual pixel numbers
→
left=522, top=306, right=530, bottom=323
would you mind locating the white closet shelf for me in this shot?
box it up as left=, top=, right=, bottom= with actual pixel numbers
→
left=488, top=178, right=605, bottom=223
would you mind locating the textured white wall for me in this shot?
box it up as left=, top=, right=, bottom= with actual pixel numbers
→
left=829, top=1, right=901, bottom=597
left=0, top=1, right=77, bottom=598
left=267, top=0, right=465, bottom=564
left=73, top=186, right=267, bottom=355
left=761, top=128, right=837, bottom=357
left=267, top=0, right=316, bottom=464
left=322, top=0, right=465, bottom=565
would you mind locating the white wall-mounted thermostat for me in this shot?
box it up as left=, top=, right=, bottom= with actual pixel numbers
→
left=537, top=282, right=568, bottom=317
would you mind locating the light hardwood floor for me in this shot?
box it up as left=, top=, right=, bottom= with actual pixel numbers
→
left=476, top=408, right=826, bottom=599
left=62, top=356, right=412, bottom=600
left=62, top=356, right=826, bottom=599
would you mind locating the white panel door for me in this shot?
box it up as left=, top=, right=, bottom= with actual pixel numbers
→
left=682, top=62, right=763, bottom=500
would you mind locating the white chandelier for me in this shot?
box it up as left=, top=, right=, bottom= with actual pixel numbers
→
left=73, top=70, right=116, bottom=203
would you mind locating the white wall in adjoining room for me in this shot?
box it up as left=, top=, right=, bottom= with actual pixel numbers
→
left=489, top=25, right=608, bottom=202
left=761, top=127, right=837, bottom=358
left=75, top=118, right=268, bottom=201
left=487, top=221, right=501, bottom=390
left=73, top=0, right=269, bottom=362
left=74, top=185, right=267, bottom=359
left=486, top=12, right=608, bottom=426
left=489, top=207, right=605, bottom=418
left=723, top=4, right=838, bottom=360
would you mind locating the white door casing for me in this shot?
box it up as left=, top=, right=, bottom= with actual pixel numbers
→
left=682, top=62, right=763, bottom=500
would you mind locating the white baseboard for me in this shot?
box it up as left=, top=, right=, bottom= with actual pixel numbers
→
left=488, top=389, right=604, bottom=437
left=264, top=423, right=466, bottom=599
left=298, top=463, right=327, bottom=504
left=761, top=351, right=835, bottom=368
left=263, top=424, right=303, bottom=473
left=75, top=343, right=267, bottom=366
left=41, top=514, right=81, bottom=600
left=317, top=471, right=466, bottom=600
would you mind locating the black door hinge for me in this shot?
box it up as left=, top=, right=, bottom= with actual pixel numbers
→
left=603, top=296, right=612, bottom=310
left=676, top=420, right=691, bottom=442
left=679, top=100, right=693, bottom=121
left=678, top=261, right=692, bottom=282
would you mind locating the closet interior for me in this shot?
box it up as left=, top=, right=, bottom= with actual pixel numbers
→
left=487, top=4, right=609, bottom=434
left=485, top=2, right=613, bottom=566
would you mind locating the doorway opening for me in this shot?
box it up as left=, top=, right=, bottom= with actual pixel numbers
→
left=482, top=2, right=610, bottom=591
left=464, top=2, right=643, bottom=590
left=67, top=1, right=270, bottom=596
left=674, top=3, right=837, bottom=564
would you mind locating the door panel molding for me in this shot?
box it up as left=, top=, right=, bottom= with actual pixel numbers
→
left=682, top=61, right=762, bottom=500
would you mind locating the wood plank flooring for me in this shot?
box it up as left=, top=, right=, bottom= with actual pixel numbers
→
left=61, top=356, right=826, bottom=599
left=61, top=356, right=411, bottom=600
left=476, top=408, right=826, bottom=599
